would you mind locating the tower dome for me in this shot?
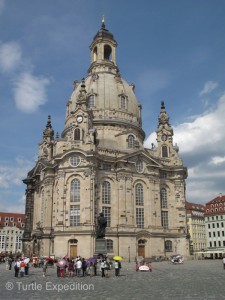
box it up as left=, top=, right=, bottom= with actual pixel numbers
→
left=65, top=19, right=145, bottom=147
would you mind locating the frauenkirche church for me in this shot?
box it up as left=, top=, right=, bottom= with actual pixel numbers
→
left=22, top=20, right=189, bottom=260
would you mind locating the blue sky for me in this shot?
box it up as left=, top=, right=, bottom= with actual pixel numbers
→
left=0, top=0, right=225, bottom=212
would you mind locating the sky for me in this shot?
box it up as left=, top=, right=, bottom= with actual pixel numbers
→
left=0, top=0, right=225, bottom=212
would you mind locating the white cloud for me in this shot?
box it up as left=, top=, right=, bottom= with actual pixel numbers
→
left=14, top=72, right=50, bottom=113
left=0, top=157, right=33, bottom=189
left=210, top=156, right=225, bottom=165
left=144, top=92, right=225, bottom=204
left=0, top=41, right=22, bottom=72
left=199, top=81, right=218, bottom=96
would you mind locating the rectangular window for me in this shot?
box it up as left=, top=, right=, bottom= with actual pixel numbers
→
left=136, top=208, right=144, bottom=228
left=213, top=232, right=216, bottom=237
left=15, top=236, right=22, bottom=251
left=161, top=211, right=169, bottom=229
left=0, top=235, right=5, bottom=250
left=209, top=232, right=211, bottom=237
left=209, top=242, right=212, bottom=247
left=106, top=239, right=113, bottom=252
left=217, top=223, right=219, bottom=228
left=70, top=205, right=80, bottom=226
left=218, top=241, right=221, bottom=247
left=222, top=231, right=225, bottom=237
left=102, top=164, right=111, bottom=171
left=212, top=223, right=215, bottom=228
left=218, top=231, right=220, bottom=237
left=102, top=207, right=111, bottom=227
left=222, top=222, right=224, bottom=227
left=214, top=241, right=217, bottom=247
left=223, top=241, right=225, bottom=247
left=208, top=224, right=210, bottom=229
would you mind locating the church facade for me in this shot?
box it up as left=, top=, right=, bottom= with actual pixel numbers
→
left=22, top=21, right=189, bottom=260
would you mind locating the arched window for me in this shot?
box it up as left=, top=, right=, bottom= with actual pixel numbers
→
left=74, top=128, right=81, bottom=141
left=102, top=181, right=111, bottom=204
left=120, top=95, right=126, bottom=110
left=135, top=183, right=144, bottom=206
left=88, top=95, right=95, bottom=109
left=70, top=179, right=80, bottom=202
left=162, top=146, right=168, bottom=157
left=165, top=240, right=172, bottom=251
left=93, top=47, right=97, bottom=61
left=104, top=45, right=112, bottom=60
left=128, top=135, right=135, bottom=148
left=135, top=160, right=143, bottom=173
left=161, top=188, right=167, bottom=208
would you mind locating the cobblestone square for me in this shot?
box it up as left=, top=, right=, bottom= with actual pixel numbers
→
left=0, top=260, right=224, bottom=300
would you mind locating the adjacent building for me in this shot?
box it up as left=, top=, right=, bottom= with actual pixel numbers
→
left=205, top=194, right=225, bottom=254
left=0, top=212, right=25, bottom=254
left=22, top=20, right=189, bottom=260
left=186, top=202, right=206, bottom=254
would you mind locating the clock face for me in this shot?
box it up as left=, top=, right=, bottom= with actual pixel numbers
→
left=76, top=115, right=83, bottom=123
left=162, top=134, right=167, bottom=142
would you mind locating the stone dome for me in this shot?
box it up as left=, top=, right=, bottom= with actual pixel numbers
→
left=64, top=20, right=145, bottom=144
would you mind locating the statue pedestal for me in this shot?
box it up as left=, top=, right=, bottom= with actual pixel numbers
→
left=95, top=239, right=107, bottom=255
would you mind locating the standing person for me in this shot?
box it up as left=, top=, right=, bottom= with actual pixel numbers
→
left=14, top=260, right=20, bottom=277
left=118, top=261, right=122, bottom=276
left=114, top=260, right=119, bottom=277
left=68, top=260, right=74, bottom=277
left=82, top=258, right=87, bottom=277
left=100, top=260, right=106, bottom=278
left=25, top=262, right=29, bottom=276
left=76, top=258, right=82, bottom=277
left=222, top=256, right=225, bottom=269
left=88, top=262, right=94, bottom=277
left=20, top=261, right=25, bottom=277
left=93, top=261, right=97, bottom=276
left=8, top=258, right=12, bottom=270
left=42, top=261, right=47, bottom=277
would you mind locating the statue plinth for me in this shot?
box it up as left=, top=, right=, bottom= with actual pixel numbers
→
left=95, top=238, right=107, bottom=254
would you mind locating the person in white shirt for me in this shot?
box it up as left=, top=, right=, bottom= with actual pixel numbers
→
left=76, top=259, right=82, bottom=277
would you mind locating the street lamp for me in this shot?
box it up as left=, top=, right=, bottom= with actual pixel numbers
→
left=128, top=246, right=130, bottom=263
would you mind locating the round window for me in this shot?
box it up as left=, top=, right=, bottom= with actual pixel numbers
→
left=70, top=155, right=81, bottom=167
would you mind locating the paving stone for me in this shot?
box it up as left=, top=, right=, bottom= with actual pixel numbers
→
left=0, top=260, right=224, bottom=300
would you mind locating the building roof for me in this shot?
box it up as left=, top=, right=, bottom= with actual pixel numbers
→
left=205, top=195, right=225, bottom=216
left=205, top=194, right=225, bottom=205
left=185, top=201, right=205, bottom=218
left=0, top=212, right=25, bottom=228
left=185, top=201, right=205, bottom=211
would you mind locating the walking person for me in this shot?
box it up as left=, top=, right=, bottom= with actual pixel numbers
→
left=114, top=260, right=119, bottom=277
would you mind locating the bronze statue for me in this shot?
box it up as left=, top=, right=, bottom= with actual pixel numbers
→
left=96, top=212, right=107, bottom=239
